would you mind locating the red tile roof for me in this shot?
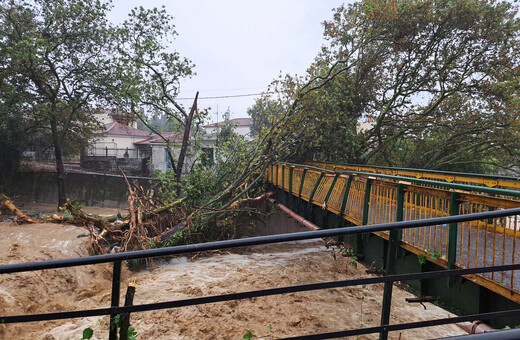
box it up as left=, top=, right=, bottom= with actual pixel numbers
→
left=102, top=122, right=150, bottom=137
left=203, top=117, right=251, bottom=128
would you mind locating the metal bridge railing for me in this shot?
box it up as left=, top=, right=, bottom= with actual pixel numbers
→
left=306, top=161, right=520, bottom=191
left=2, top=209, right=520, bottom=339
left=267, top=163, right=520, bottom=303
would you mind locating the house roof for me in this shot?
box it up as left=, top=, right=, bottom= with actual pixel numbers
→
left=102, top=122, right=150, bottom=137
left=134, top=132, right=183, bottom=145
left=203, top=117, right=251, bottom=128
left=134, top=131, right=216, bottom=145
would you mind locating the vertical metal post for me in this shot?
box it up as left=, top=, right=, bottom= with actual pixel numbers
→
left=109, top=261, right=122, bottom=340
left=308, top=172, right=325, bottom=204
left=380, top=184, right=405, bottom=340
left=357, top=177, right=373, bottom=261
left=323, top=173, right=340, bottom=208
left=288, top=166, right=294, bottom=194
left=298, top=168, right=307, bottom=198
left=275, top=164, right=279, bottom=186
left=339, top=176, right=353, bottom=220
left=448, top=191, right=460, bottom=269
left=395, top=183, right=405, bottom=241
left=281, top=164, right=285, bottom=190
left=362, top=178, right=373, bottom=225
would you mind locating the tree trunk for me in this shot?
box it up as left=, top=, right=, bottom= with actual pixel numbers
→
left=50, top=117, right=67, bottom=207
left=175, top=92, right=199, bottom=197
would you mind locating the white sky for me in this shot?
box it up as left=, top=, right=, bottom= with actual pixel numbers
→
left=109, top=0, right=349, bottom=123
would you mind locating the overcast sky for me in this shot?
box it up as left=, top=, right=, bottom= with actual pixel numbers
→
left=109, top=0, right=349, bottom=123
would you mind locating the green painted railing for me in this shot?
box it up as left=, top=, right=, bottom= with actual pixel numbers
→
left=266, top=162, right=520, bottom=304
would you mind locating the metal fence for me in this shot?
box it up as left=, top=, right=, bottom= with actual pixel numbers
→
left=306, top=161, right=520, bottom=191
left=267, top=163, right=520, bottom=303
left=2, top=209, right=520, bottom=339
left=87, top=147, right=141, bottom=159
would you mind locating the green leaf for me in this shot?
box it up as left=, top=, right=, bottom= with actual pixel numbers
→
left=82, top=327, right=94, bottom=339
left=243, top=331, right=254, bottom=340
left=128, top=327, right=138, bottom=340
left=110, top=314, right=121, bottom=327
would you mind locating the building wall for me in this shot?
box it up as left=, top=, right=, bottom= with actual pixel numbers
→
left=235, top=126, right=251, bottom=140
left=150, top=139, right=217, bottom=173
left=203, top=125, right=251, bottom=139
left=92, top=135, right=143, bottom=150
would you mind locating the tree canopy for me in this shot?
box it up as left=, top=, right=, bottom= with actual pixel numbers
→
left=0, top=0, right=114, bottom=204
left=254, top=0, right=520, bottom=173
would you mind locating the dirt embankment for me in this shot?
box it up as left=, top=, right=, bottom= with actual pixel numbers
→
left=0, top=221, right=466, bottom=340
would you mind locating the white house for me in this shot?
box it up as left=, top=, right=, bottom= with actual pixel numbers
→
left=202, top=117, right=252, bottom=140
left=85, top=111, right=251, bottom=173
left=88, top=121, right=150, bottom=159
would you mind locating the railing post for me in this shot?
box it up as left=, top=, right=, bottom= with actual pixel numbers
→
left=275, top=164, right=279, bottom=186
left=308, top=172, right=325, bottom=204
left=307, top=172, right=325, bottom=221
left=270, top=164, right=274, bottom=183
left=323, top=173, right=340, bottom=209
left=380, top=184, right=404, bottom=340
left=448, top=191, right=460, bottom=270
left=109, top=261, right=122, bottom=340
left=339, top=175, right=353, bottom=222
left=362, top=178, right=373, bottom=225
left=298, top=168, right=308, bottom=198
left=281, top=164, right=285, bottom=190
left=288, top=166, right=294, bottom=194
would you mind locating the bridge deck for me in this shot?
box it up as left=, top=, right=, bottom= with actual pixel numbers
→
left=267, top=163, right=520, bottom=303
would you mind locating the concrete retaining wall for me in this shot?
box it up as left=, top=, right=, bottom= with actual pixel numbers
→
left=80, top=155, right=146, bottom=176
left=2, top=171, right=152, bottom=208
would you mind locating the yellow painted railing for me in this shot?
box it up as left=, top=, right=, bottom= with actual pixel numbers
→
left=306, top=161, right=520, bottom=191
left=266, top=163, right=520, bottom=303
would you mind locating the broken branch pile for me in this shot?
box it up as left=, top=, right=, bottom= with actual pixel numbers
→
left=1, top=177, right=273, bottom=258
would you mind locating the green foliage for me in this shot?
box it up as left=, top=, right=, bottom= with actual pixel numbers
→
left=110, top=314, right=121, bottom=328
left=254, top=0, right=520, bottom=173
left=128, top=327, right=138, bottom=340
left=247, top=98, right=285, bottom=138
left=417, top=254, right=427, bottom=265
left=82, top=328, right=94, bottom=340
left=331, top=247, right=358, bottom=268
left=340, top=248, right=359, bottom=268
left=428, top=251, right=440, bottom=260
left=152, top=169, right=180, bottom=205
left=161, top=230, right=191, bottom=248
left=0, top=113, right=29, bottom=175
left=242, top=331, right=254, bottom=340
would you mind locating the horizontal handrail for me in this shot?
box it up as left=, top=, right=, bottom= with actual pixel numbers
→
left=3, top=207, right=520, bottom=339
left=2, top=261, right=520, bottom=324
left=2, top=208, right=520, bottom=275
left=306, top=161, right=520, bottom=190
left=282, top=162, right=520, bottom=198
left=307, top=160, right=520, bottom=181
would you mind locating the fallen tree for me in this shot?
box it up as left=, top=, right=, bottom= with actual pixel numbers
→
left=0, top=181, right=273, bottom=257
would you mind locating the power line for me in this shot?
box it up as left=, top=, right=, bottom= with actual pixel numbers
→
left=182, top=87, right=268, bottom=92
left=176, top=92, right=272, bottom=100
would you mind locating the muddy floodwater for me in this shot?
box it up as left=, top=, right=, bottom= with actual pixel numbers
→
left=0, top=209, right=467, bottom=339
